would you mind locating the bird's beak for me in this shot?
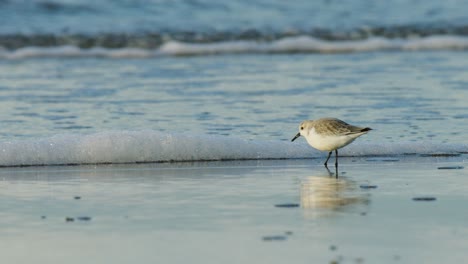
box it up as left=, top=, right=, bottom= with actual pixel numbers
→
left=291, top=132, right=301, bottom=142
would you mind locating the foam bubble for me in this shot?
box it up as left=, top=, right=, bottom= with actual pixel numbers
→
left=0, top=131, right=466, bottom=167
left=0, top=131, right=315, bottom=167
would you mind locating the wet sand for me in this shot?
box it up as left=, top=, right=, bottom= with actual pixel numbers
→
left=0, top=156, right=467, bottom=264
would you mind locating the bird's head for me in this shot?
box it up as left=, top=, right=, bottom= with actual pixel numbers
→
left=291, top=120, right=309, bottom=142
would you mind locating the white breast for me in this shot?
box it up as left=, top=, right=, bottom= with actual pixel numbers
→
left=304, top=128, right=359, bottom=151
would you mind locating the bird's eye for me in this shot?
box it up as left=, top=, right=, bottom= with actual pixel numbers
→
left=300, top=127, right=304, bottom=130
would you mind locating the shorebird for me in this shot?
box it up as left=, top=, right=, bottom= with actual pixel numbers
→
left=291, top=118, right=372, bottom=168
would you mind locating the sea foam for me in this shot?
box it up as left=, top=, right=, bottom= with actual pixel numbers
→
left=158, top=35, right=468, bottom=55
left=2, top=35, right=468, bottom=59
left=0, top=131, right=466, bottom=167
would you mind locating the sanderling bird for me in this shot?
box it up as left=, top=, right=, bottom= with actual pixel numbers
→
left=291, top=118, right=372, bottom=168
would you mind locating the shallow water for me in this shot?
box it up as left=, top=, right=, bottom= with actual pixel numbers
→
left=1, top=157, right=467, bottom=264
left=1, top=51, right=467, bottom=144
left=0, top=50, right=467, bottom=166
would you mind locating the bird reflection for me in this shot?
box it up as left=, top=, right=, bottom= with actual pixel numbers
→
left=300, top=169, right=369, bottom=217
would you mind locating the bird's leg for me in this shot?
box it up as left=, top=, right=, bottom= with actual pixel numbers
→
left=335, top=149, right=339, bottom=169
left=324, top=151, right=332, bottom=167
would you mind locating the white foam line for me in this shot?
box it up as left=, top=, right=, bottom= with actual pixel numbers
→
left=2, top=35, right=468, bottom=59
left=0, top=131, right=317, bottom=167
left=157, top=35, right=468, bottom=55
left=0, top=131, right=466, bottom=167
left=0, top=45, right=158, bottom=59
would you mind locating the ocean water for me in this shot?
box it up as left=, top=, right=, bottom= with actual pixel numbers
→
left=0, top=51, right=467, bottom=165
left=1, top=0, right=468, bottom=34
left=1, top=1, right=468, bottom=263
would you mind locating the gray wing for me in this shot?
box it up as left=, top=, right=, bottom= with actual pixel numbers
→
left=314, top=118, right=371, bottom=136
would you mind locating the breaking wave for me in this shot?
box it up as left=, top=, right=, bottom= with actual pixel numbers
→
left=1, top=35, right=468, bottom=59
left=0, top=131, right=465, bottom=167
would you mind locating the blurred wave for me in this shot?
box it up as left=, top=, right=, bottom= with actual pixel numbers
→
left=0, top=130, right=465, bottom=167
left=2, top=34, right=468, bottom=58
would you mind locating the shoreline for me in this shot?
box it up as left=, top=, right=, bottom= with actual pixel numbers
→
left=0, top=158, right=467, bottom=263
